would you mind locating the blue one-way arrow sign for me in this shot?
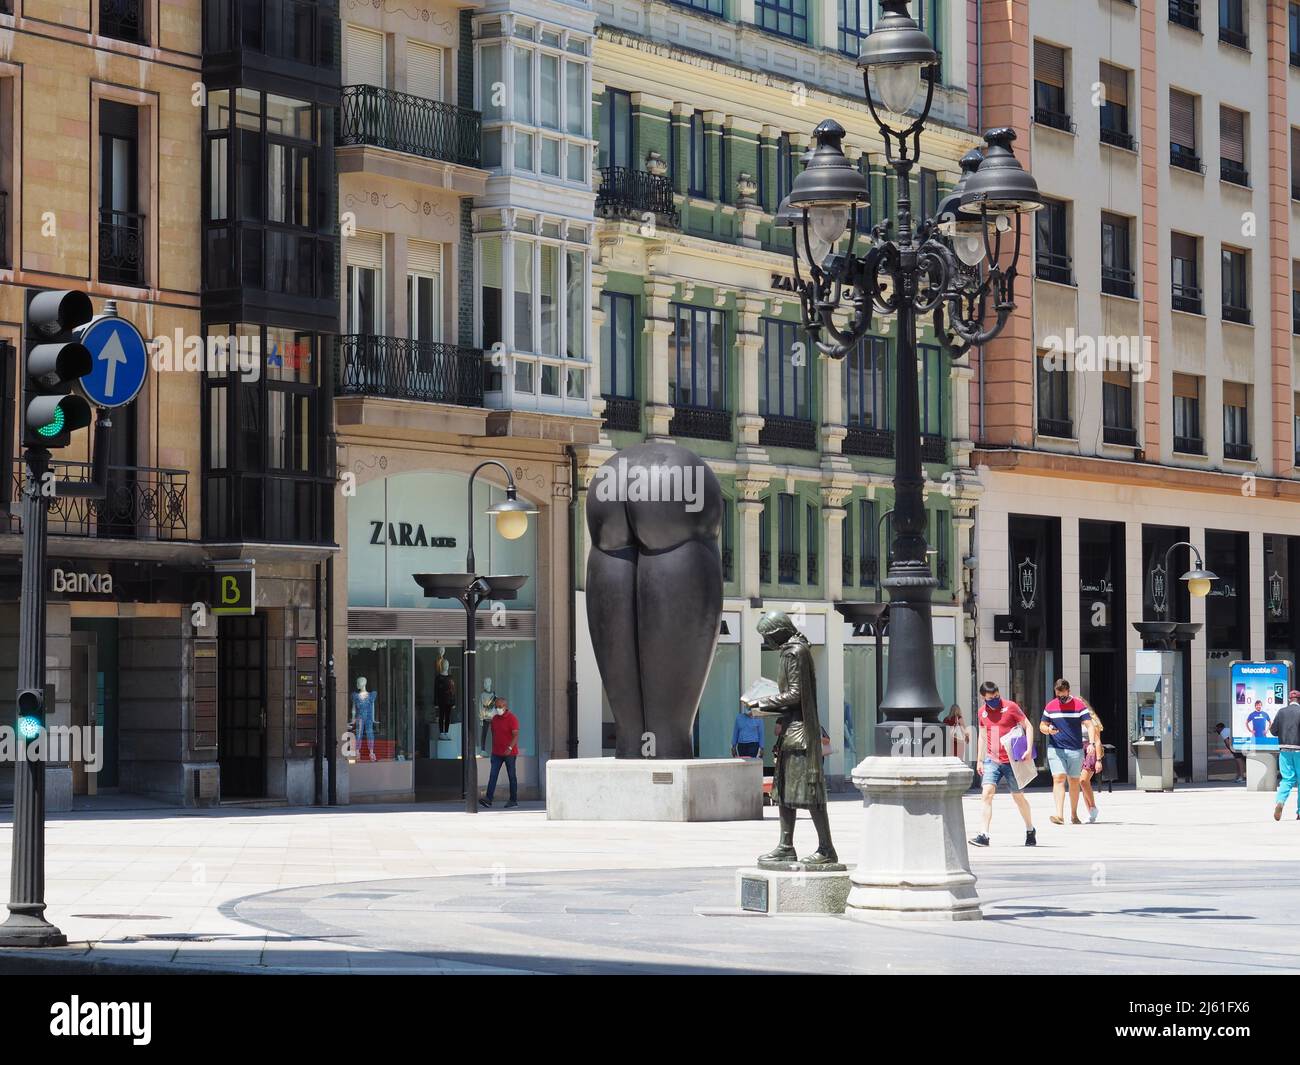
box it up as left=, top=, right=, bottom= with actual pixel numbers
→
left=77, top=315, right=148, bottom=409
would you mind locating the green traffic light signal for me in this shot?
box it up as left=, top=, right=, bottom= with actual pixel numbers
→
left=36, top=406, right=65, bottom=438
left=15, top=688, right=44, bottom=740
left=23, top=289, right=95, bottom=450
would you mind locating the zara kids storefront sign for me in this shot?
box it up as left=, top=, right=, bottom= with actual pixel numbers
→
left=348, top=470, right=537, bottom=609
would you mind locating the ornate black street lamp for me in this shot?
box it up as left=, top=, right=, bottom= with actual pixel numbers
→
left=414, top=461, right=536, bottom=813
left=781, top=0, right=1042, bottom=749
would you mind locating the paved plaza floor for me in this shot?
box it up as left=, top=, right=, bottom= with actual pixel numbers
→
left=1, top=782, right=1297, bottom=973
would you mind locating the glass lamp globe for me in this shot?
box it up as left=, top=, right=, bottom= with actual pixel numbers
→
left=1187, top=576, right=1212, bottom=598
left=809, top=204, right=850, bottom=247
left=876, top=62, right=923, bottom=116
left=952, top=220, right=988, bottom=267
left=488, top=493, right=536, bottom=541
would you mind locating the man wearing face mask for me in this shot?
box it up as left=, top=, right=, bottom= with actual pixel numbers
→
left=969, top=680, right=1037, bottom=848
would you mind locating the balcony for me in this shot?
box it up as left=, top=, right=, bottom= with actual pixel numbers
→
left=1100, top=126, right=1135, bottom=151
left=1170, top=144, right=1204, bottom=174
left=1037, top=417, right=1074, bottom=439
left=335, top=334, right=484, bottom=407
left=1036, top=249, right=1073, bottom=285
left=601, top=394, right=640, bottom=433
left=921, top=434, right=946, bottom=463
left=99, top=209, right=145, bottom=285
left=1219, top=25, right=1248, bottom=49
left=1103, top=425, right=1139, bottom=446
left=668, top=404, right=731, bottom=441
left=597, top=166, right=679, bottom=230
left=1225, top=440, right=1253, bottom=461
left=759, top=414, right=816, bottom=450
left=844, top=425, right=894, bottom=458
left=1222, top=303, right=1251, bottom=326
left=339, top=85, right=481, bottom=169
left=1033, top=108, right=1074, bottom=134
left=1174, top=434, right=1205, bottom=455
left=10, top=461, right=188, bottom=540
left=101, top=0, right=142, bottom=42
left=1220, top=159, right=1249, bottom=187
left=1172, top=283, right=1203, bottom=314
left=1102, top=264, right=1136, bottom=298
left=1169, top=0, right=1199, bottom=31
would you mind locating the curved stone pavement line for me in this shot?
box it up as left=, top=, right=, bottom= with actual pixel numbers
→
left=218, top=861, right=1300, bottom=975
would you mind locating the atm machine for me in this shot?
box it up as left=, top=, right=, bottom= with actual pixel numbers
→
left=1131, top=649, right=1175, bottom=791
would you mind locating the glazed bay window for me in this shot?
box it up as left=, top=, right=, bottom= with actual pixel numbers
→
left=1221, top=246, right=1250, bottom=324
left=760, top=318, right=815, bottom=450
left=1173, top=373, right=1204, bottom=454
left=1037, top=351, right=1071, bottom=438
left=755, top=0, right=807, bottom=42
left=1102, top=369, right=1137, bottom=445
left=1099, top=62, right=1133, bottom=149
left=1223, top=381, right=1251, bottom=460
left=477, top=21, right=590, bottom=184
left=1101, top=212, right=1135, bottom=298
left=1171, top=232, right=1202, bottom=313
left=477, top=213, right=590, bottom=409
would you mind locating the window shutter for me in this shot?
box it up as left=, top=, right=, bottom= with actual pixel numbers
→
left=1035, top=41, right=1066, bottom=88
left=1102, top=368, right=1131, bottom=389
left=347, top=229, right=384, bottom=270
left=345, top=25, right=386, bottom=87
left=1100, top=62, right=1128, bottom=107
left=1171, top=232, right=1197, bottom=261
left=407, top=238, right=442, bottom=276
left=1170, top=89, right=1196, bottom=148
left=1173, top=373, right=1200, bottom=400
left=1223, top=381, right=1247, bottom=408
left=1220, top=107, right=1244, bottom=164
left=406, top=41, right=443, bottom=102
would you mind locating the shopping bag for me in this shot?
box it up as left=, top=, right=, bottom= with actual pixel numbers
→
left=1001, top=727, right=1037, bottom=789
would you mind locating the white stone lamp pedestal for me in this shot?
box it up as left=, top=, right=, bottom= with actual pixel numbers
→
left=845, top=756, right=982, bottom=922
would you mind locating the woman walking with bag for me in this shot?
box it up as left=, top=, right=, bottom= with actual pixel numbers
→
left=1079, top=709, right=1105, bottom=824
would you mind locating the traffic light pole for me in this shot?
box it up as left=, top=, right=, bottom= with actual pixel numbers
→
left=0, top=446, right=64, bottom=946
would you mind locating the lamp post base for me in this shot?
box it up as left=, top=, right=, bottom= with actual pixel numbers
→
left=0, top=912, right=67, bottom=947
left=845, top=755, right=982, bottom=922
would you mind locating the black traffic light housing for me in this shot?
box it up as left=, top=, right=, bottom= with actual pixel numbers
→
left=23, top=289, right=94, bottom=449
left=15, top=687, right=44, bottom=740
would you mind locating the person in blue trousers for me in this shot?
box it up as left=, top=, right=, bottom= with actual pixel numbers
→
left=1271, top=691, right=1300, bottom=821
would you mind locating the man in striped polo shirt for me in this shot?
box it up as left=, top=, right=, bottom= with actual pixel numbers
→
left=1040, top=678, right=1097, bottom=826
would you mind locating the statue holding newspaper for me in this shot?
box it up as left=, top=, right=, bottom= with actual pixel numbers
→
left=741, top=611, right=841, bottom=869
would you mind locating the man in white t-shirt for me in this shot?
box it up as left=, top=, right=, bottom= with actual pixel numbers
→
left=1217, top=722, right=1245, bottom=782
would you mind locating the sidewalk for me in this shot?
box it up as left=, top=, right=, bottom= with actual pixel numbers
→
left=0, top=782, right=1295, bottom=973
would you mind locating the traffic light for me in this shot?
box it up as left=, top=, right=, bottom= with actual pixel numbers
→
left=15, top=688, right=44, bottom=740
left=23, top=289, right=93, bottom=449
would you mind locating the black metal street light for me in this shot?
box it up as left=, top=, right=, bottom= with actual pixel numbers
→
left=414, top=461, right=536, bottom=813
left=783, top=0, right=1042, bottom=751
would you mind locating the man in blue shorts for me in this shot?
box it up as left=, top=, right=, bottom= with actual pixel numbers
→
left=969, top=680, right=1037, bottom=848
left=1041, top=678, right=1094, bottom=825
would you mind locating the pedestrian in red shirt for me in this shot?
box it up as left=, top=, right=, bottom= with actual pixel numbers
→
left=969, top=680, right=1037, bottom=849
left=480, top=698, right=520, bottom=809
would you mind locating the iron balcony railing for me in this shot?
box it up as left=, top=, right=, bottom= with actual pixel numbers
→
left=921, top=434, right=947, bottom=463
left=860, top=556, right=880, bottom=588
left=1220, top=159, right=1249, bottom=187
left=1036, top=249, right=1073, bottom=285
left=1038, top=417, right=1074, bottom=439
left=339, top=85, right=481, bottom=168
left=1100, top=125, right=1135, bottom=150
left=335, top=334, right=484, bottom=407
left=1222, top=302, right=1251, bottom=326
left=843, top=425, right=894, bottom=458
left=1102, top=264, right=1136, bottom=298
left=1219, top=24, right=1248, bottom=49
left=668, top=404, right=731, bottom=441
left=1174, top=434, right=1205, bottom=455
left=758, top=414, right=816, bottom=450
left=10, top=461, right=188, bottom=540
left=1104, top=425, right=1139, bottom=446
left=601, top=394, right=640, bottom=433
left=1169, top=0, right=1199, bottom=31
left=597, top=166, right=679, bottom=229
left=101, top=0, right=142, bottom=42
left=1170, top=143, right=1204, bottom=174
left=1034, top=108, right=1074, bottom=134
left=99, top=208, right=145, bottom=285
left=1172, top=282, right=1203, bottom=314
left=777, top=551, right=799, bottom=584
left=1225, top=440, right=1253, bottom=461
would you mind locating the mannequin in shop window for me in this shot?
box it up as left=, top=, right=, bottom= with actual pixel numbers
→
left=479, top=677, right=499, bottom=752
left=435, top=658, right=457, bottom=738
left=351, top=677, right=379, bottom=762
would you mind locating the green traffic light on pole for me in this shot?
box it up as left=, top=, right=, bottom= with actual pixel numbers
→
left=23, top=289, right=95, bottom=450
left=15, top=689, right=44, bottom=740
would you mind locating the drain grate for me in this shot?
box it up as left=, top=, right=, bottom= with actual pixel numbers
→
left=123, top=933, right=226, bottom=943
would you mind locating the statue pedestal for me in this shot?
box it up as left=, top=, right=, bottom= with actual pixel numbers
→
left=845, top=755, right=982, bottom=922
left=733, top=865, right=850, bottom=915
left=546, top=757, right=763, bottom=821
